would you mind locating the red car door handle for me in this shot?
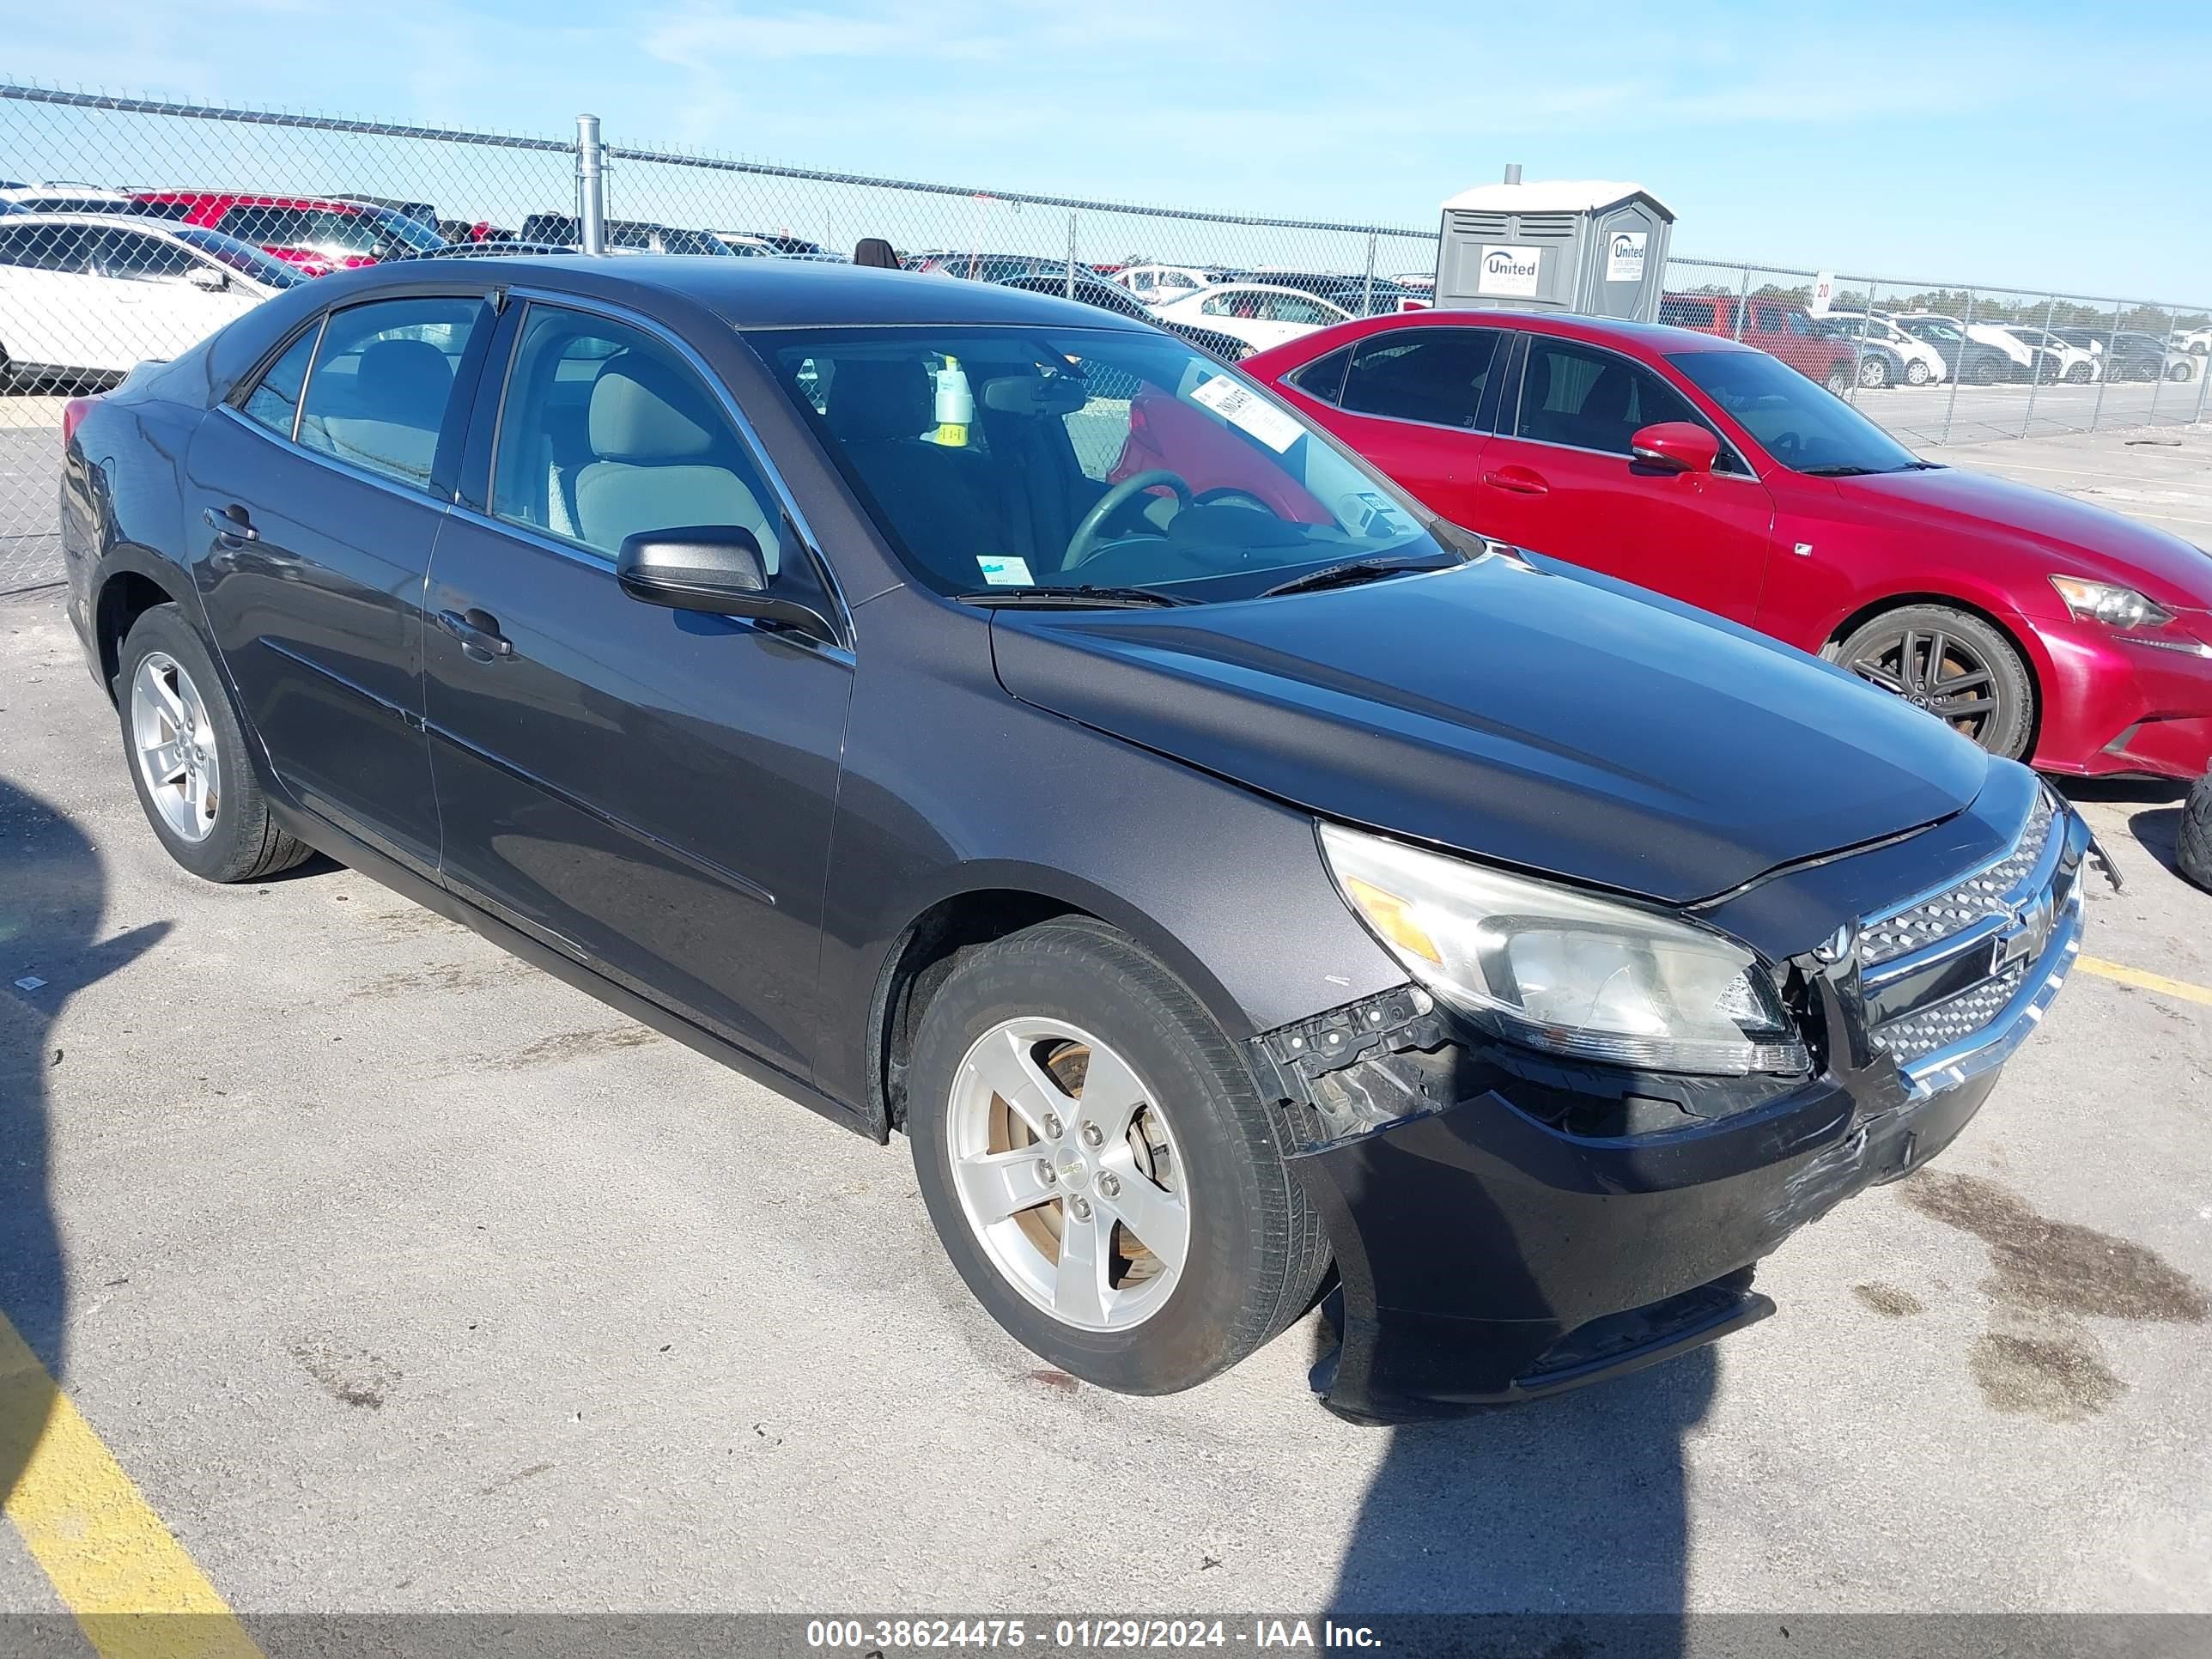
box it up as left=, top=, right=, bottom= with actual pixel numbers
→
left=1483, top=466, right=1549, bottom=496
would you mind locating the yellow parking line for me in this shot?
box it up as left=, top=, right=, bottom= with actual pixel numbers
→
left=0, top=1313, right=261, bottom=1659
left=2077, top=955, right=2212, bottom=1009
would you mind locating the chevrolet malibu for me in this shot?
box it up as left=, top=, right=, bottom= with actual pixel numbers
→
left=58, top=258, right=2108, bottom=1420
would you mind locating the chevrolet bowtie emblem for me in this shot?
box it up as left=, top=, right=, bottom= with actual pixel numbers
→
left=1992, top=889, right=2055, bottom=974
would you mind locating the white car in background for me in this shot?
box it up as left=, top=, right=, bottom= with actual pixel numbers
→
left=0, top=212, right=299, bottom=389
left=1149, top=282, right=1350, bottom=352
left=1816, top=309, right=1948, bottom=385
left=1111, top=263, right=1224, bottom=307
left=2003, top=325, right=2102, bottom=384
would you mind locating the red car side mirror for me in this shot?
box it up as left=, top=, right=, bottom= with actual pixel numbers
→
left=1630, top=422, right=1720, bottom=475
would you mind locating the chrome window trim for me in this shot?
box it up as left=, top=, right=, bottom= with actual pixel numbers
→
left=214, top=398, right=450, bottom=508
left=490, top=285, right=852, bottom=639
left=1507, top=334, right=1759, bottom=481
left=1332, top=325, right=1504, bottom=436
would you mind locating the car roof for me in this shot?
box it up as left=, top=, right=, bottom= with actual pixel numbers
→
left=1300, top=307, right=1755, bottom=356
left=135, top=191, right=377, bottom=213
left=328, top=253, right=1164, bottom=332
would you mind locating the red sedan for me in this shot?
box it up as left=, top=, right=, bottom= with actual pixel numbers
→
left=1223, top=311, right=2212, bottom=781
left=130, top=193, right=446, bottom=276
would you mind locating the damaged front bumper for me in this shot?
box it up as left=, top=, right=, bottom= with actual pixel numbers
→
left=1255, top=807, right=2095, bottom=1425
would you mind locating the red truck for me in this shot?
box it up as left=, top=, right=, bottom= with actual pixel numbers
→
left=130, top=193, right=446, bottom=276
left=1659, top=292, right=1855, bottom=394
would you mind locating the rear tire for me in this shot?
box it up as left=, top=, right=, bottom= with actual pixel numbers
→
left=116, top=605, right=313, bottom=884
left=1858, top=356, right=1890, bottom=389
left=2179, top=774, right=2212, bottom=894
left=1905, top=359, right=1931, bottom=386
left=1832, top=604, right=2036, bottom=761
left=1825, top=369, right=1851, bottom=396
left=906, top=917, right=1329, bottom=1395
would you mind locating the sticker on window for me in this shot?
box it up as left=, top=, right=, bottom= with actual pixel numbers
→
left=1188, top=374, right=1304, bottom=453
left=976, top=556, right=1033, bottom=586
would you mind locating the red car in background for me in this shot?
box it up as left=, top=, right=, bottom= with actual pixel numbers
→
left=129, top=192, right=446, bottom=276
left=1658, top=292, right=1856, bottom=395
left=1158, top=310, right=2212, bottom=782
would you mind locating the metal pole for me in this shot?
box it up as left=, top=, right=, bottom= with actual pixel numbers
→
left=2192, top=332, right=2212, bottom=425
left=1066, top=210, right=1077, bottom=298
left=2021, top=292, right=2056, bottom=436
left=2089, top=298, right=2122, bottom=433
left=2148, top=307, right=2176, bottom=425
left=1733, top=266, right=1749, bottom=341
left=1363, top=234, right=1376, bottom=317
left=1849, top=279, right=1874, bottom=405
left=1939, top=288, right=1973, bottom=444
left=576, top=113, right=606, bottom=255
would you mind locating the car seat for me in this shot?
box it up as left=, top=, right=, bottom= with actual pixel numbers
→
left=573, top=350, right=777, bottom=568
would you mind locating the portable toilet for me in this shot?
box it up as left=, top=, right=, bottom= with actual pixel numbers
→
left=1433, top=168, right=1674, bottom=322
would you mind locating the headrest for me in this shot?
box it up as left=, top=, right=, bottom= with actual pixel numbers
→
left=356, top=339, right=453, bottom=420
left=823, top=357, right=933, bottom=442
left=588, top=351, right=716, bottom=461
left=852, top=237, right=900, bottom=270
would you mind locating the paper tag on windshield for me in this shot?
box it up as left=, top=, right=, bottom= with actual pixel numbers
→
left=976, top=556, right=1033, bottom=586
left=1189, top=374, right=1303, bottom=453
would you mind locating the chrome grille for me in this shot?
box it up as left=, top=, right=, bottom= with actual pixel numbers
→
left=1860, top=791, right=2057, bottom=968
left=1875, top=962, right=2029, bottom=1066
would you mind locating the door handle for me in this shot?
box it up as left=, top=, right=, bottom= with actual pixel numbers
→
left=437, top=607, right=514, bottom=661
left=1481, top=467, right=1550, bottom=496
left=202, top=504, right=258, bottom=543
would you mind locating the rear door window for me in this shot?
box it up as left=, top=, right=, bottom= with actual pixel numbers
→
left=293, top=296, right=488, bottom=489
left=1339, top=328, right=1498, bottom=428
left=88, top=227, right=199, bottom=282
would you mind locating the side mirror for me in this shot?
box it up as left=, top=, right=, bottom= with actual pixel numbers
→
left=1630, top=421, right=1720, bottom=475
left=188, top=267, right=231, bottom=292
left=615, top=525, right=836, bottom=643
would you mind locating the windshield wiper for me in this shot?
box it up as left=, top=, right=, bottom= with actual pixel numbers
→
left=1797, top=464, right=1879, bottom=477
left=952, top=584, right=1195, bottom=609
left=1258, top=552, right=1461, bottom=599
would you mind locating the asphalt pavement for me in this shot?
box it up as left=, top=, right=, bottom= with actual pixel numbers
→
left=0, top=436, right=2209, bottom=1628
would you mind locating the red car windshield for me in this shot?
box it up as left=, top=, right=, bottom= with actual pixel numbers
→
left=1669, top=350, right=1926, bottom=477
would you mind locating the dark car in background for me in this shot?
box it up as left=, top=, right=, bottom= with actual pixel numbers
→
left=58, top=255, right=2097, bottom=1422
left=519, top=213, right=732, bottom=257
left=984, top=268, right=1253, bottom=361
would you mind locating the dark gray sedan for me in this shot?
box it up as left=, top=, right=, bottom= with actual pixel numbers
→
left=57, top=256, right=2098, bottom=1419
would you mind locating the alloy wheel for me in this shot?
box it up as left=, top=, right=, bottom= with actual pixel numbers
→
left=1858, top=356, right=1888, bottom=389
left=1844, top=625, right=1999, bottom=744
left=945, top=1017, right=1190, bottom=1332
left=130, top=649, right=220, bottom=842
left=1906, top=360, right=1930, bottom=386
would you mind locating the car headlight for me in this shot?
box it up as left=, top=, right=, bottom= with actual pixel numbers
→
left=1319, top=823, right=1808, bottom=1078
left=2050, top=575, right=2173, bottom=630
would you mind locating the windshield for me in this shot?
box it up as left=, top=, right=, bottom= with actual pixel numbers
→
left=172, top=225, right=302, bottom=287
left=1668, top=350, right=1923, bottom=476
left=1901, top=319, right=1962, bottom=343
left=766, top=326, right=1450, bottom=602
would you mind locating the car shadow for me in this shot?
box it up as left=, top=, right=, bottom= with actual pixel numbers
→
left=2125, top=805, right=2186, bottom=880
left=1326, top=1336, right=1714, bottom=1645
left=0, top=775, right=169, bottom=1506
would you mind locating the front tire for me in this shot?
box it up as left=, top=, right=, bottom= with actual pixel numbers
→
left=1825, top=369, right=1851, bottom=396
left=1832, top=604, right=2036, bottom=761
left=906, top=918, right=1329, bottom=1395
left=116, top=605, right=313, bottom=883
left=2179, top=774, right=2212, bottom=894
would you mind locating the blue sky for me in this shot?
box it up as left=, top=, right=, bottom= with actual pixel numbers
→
left=9, top=0, right=2212, bottom=299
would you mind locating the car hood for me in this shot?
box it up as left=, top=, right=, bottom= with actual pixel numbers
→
left=987, top=556, right=1988, bottom=906
left=1843, top=466, right=2212, bottom=610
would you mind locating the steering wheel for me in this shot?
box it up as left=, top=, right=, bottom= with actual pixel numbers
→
left=1768, top=430, right=1803, bottom=465
left=1065, top=470, right=1194, bottom=568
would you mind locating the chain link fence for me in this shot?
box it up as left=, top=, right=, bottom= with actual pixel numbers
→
left=4, top=80, right=2209, bottom=594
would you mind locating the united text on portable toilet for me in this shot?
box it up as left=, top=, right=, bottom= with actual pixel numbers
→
left=1434, top=169, right=1674, bottom=321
